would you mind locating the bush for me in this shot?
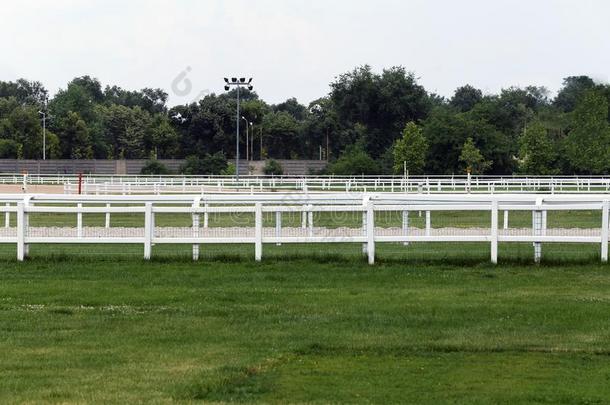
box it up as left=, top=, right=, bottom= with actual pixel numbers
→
left=327, top=145, right=380, bottom=175
left=264, top=159, right=283, bottom=175
left=0, top=139, right=19, bottom=158
left=180, top=152, right=228, bottom=175
left=140, top=159, right=171, bottom=175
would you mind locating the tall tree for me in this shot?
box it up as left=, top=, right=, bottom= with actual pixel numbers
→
left=564, top=90, right=610, bottom=174
left=450, top=85, right=482, bottom=112
left=392, top=122, right=428, bottom=174
left=459, top=137, right=492, bottom=174
left=518, top=121, right=557, bottom=174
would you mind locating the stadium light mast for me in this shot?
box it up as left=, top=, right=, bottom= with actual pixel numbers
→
left=224, top=77, right=253, bottom=180
left=38, top=97, right=49, bottom=160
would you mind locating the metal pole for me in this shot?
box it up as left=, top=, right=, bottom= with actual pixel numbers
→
left=42, top=113, right=46, bottom=160
left=236, top=85, right=240, bottom=181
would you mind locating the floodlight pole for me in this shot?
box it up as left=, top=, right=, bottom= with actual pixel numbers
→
left=236, top=85, right=240, bottom=180
left=224, top=77, right=253, bottom=180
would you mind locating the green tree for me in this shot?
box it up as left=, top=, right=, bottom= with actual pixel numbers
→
left=263, top=159, right=283, bottom=175
left=327, top=144, right=380, bottom=175
left=450, top=85, right=482, bottom=112
left=459, top=137, right=492, bottom=174
left=564, top=90, right=610, bottom=174
left=518, top=121, right=557, bottom=174
left=392, top=122, right=428, bottom=174
left=62, top=112, right=93, bottom=159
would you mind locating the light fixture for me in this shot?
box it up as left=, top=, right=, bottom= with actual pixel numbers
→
left=224, top=85, right=230, bottom=91
left=239, top=77, right=246, bottom=83
left=224, top=78, right=229, bottom=83
left=231, top=77, right=237, bottom=83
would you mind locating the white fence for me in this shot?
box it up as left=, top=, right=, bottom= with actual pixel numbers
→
left=2, top=173, right=610, bottom=194
left=0, top=193, right=608, bottom=264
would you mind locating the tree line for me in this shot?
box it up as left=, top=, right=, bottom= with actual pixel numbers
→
left=0, top=66, right=609, bottom=175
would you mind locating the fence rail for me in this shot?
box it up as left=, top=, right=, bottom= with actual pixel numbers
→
left=0, top=193, right=608, bottom=264
left=1, top=173, right=610, bottom=194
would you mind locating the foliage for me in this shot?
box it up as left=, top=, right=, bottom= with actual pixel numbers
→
left=0, top=71, right=609, bottom=175
left=140, top=159, right=171, bottom=175
left=180, top=152, right=228, bottom=175
left=263, top=159, right=283, bottom=175
left=0, top=139, right=19, bottom=158
left=518, top=121, right=557, bottom=174
left=327, top=143, right=380, bottom=175
left=564, top=90, right=610, bottom=174
left=392, top=122, right=428, bottom=174
left=459, top=137, right=492, bottom=174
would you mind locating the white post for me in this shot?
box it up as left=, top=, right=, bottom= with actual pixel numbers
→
left=366, top=199, right=375, bottom=265
left=23, top=197, right=30, bottom=257
left=5, top=203, right=9, bottom=228
left=533, top=199, right=543, bottom=263
left=602, top=200, right=609, bottom=263
left=203, top=203, right=209, bottom=228
left=301, top=206, right=307, bottom=229
left=77, top=203, right=83, bottom=238
left=192, top=198, right=201, bottom=261
left=491, top=200, right=498, bottom=264
left=143, top=202, right=152, bottom=260
left=307, top=206, right=314, bottom=238
left=105, top=203, right=111, bottom=228
left=17, top=202, right=25, bottom=261
left=503, top=210, right=508, bottom=230
left=402, top=210, right=409, bottom=246
left=425, top=211, right=431, bottom=237
left=255, top=202, right=262, bottom=261
left=362, top=197, right=368, bottom=255
left=275, top=211, right=282, bottom=246
left=542, top=210, right=547, bottom=236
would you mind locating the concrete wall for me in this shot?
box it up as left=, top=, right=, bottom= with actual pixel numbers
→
left=0, top=159, right=327, bottom=176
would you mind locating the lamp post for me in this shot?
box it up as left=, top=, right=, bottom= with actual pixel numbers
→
left=38, top=111, right=47, bottom=160
left=224, top=77, right=253, bottom=180
left=241, top=116, right=252, bottom=162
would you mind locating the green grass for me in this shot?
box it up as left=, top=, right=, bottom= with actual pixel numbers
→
left=0, top=245, right=609, bottom=404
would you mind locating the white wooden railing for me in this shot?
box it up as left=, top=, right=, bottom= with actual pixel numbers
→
left=0, top=193, right=608, bottom=264
left=2, top=173, right=610, bottom=194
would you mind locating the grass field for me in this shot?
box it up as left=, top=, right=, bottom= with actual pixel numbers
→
left=1, top=244, right=609, bottom=404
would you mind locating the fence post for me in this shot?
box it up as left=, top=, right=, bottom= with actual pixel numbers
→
left=533, top=198, right=543, bottom=263
left=77, top=203, right=83, bottom=238
left=307, top=205, right=314, bottom=237
left=362, top=196, right=369, bottom=255
left=503, top=210, right=509, bottom=230
left=275, top=210, right=282, bottom=246
left=5, top=202, right=9, bottom=228
left=402, top=210, right=409, bottom=246
left=491, top=200, right=498, bottom=264
left=255, top=202, right=262, bottom=261
left=143, top=202, right=152, bottom=260
left=192, top=197, right=201, bottom=261
left=16, top=202, right=25, bottom=261
left=366, top=199, right=375, bottom=265
left=105, top=203, right=111, bottom=228
left=425, top=211, right=431, bottom=237
left=602, top=200, right=609, bottom=263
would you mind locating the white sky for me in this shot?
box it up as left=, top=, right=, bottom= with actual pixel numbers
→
left=1, top=0, right=609, bottom=106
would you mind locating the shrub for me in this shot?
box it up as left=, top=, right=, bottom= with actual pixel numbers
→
left=327, top=145, right=380, bottom=175
left=180, top=152, right=228, bottom=175
left=140, top=159, right=171, bottom=175
left=264, top=159, right=283, bottom=175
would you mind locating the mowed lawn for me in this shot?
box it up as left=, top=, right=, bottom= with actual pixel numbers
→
left=1, top=246, right=610, bottom=403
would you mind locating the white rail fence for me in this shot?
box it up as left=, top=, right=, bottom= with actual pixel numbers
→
left=0, top=193, right=608, bottom=264
left=2, top=173, right=610, bottom=194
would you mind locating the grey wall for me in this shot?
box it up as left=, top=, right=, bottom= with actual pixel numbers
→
left=0, top=159, right=327, bottom=176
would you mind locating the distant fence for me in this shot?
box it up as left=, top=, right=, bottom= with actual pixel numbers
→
left=1, top=173, right=608, bottom=194
left=0, top=159, right=327, bottom=176
left=0, top=193, right=608, bottom=264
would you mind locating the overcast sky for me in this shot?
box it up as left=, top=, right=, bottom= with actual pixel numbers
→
left=1, top=0, right=609, bottom=106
